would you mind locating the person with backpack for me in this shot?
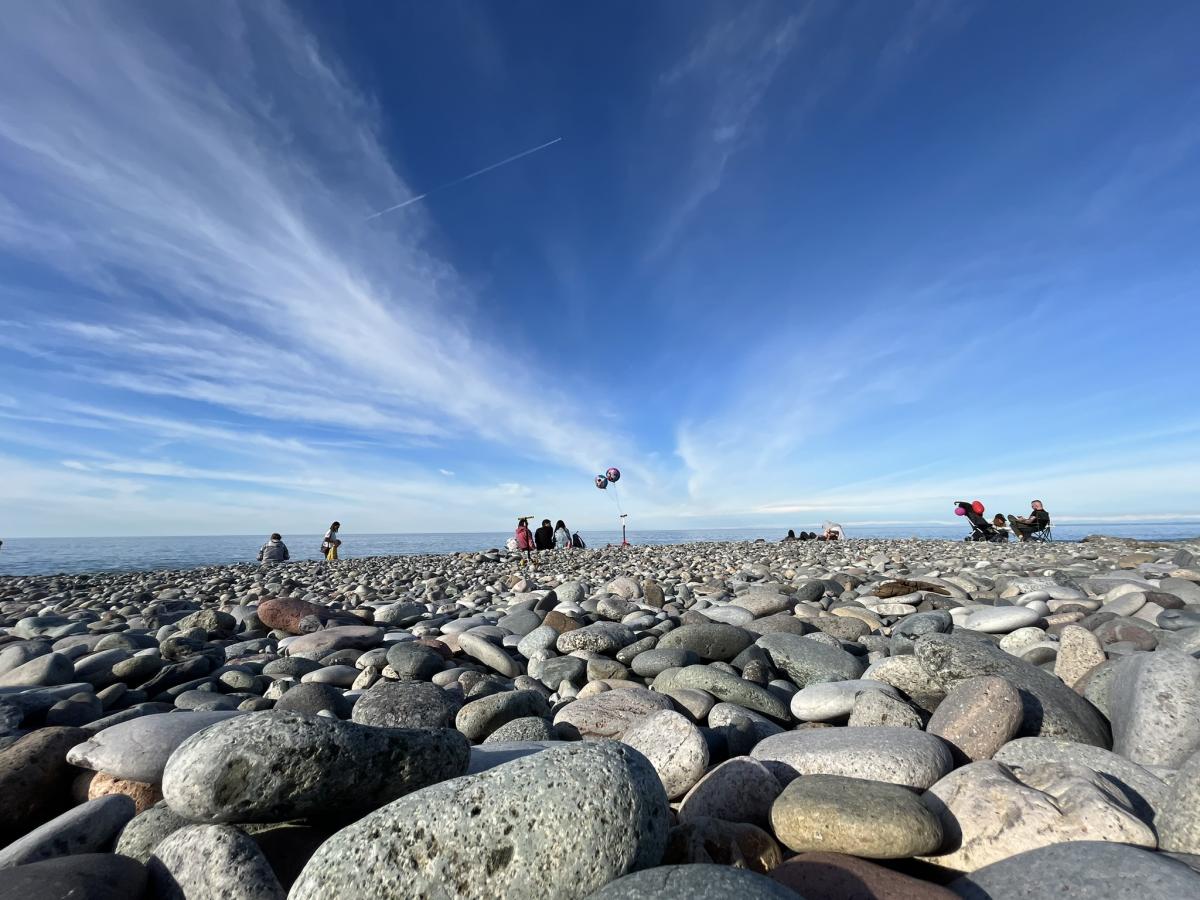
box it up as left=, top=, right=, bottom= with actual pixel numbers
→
left=553, top=520, right=572, bottom=549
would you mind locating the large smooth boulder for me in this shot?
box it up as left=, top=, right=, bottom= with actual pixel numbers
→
left=621, top=711, right=709, bottom=800
left=67, top=711, right=242, bottom=783
left=161, top=710, right=469, bottom=823
left=927, top=675, right=1023, bottom=761
left=657, top=624, right=753, bottom=662
left=290, top=742, right=669, bottom=900
left=553, top=687, right=672, bottom=740
left=677, top=756, right=782, bottom=828
left=0, top=726, right=89, bottom=842
left=751, top=726, right=953, bottom=790
left=921, top=760, right=1155, bottom=872
left=1109, top=649, right=1200, bottom=767
left=351, top=681, right=461, bottom=729
left=993, top=736, right=1169, bottom=826
left=771, top=774, right=942, bottom=858
left=914, top=633, right=1110, bottom=747
left=756, top=633, right=864, bottom=686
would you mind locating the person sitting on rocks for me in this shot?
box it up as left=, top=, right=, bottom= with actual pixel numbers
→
left=257, top=533, right=290, bottom=563
left=782, top=529, right=798, bottom=542
left=992, top=514, right=1011, bottom=541
left=1009, top=500, right=1050, bottom=541
left=554, top=520, right=572, bottom=549
left=534, top=519, right=555, bottom=551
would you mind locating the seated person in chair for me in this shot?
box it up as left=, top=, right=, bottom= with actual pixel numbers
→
left=1008, top=500, right=1050, bottom=541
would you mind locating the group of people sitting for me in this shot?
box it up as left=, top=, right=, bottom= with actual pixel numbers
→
left=510, top=517, right=585, bottom=562
left=957, top=500, right=1050, bottom=542
left=782, top=522, right=845, bottom=542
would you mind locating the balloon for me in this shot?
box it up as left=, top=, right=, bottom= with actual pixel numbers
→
left=954, top=506, right=966, bottom=516
left=594, top=475, right=608, bottom=490
left=972, top=500, right=985, bottom=515
left=606, top=467, right=621, bottom=483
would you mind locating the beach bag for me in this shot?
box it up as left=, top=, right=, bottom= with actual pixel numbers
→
left=571, top=532, right=586, bottom=549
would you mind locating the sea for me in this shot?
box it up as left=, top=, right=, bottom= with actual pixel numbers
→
left=1, top=523, right=1197, bottom=577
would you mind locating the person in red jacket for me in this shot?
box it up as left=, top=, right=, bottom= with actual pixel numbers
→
left=514, top=518, right=535, bottom=566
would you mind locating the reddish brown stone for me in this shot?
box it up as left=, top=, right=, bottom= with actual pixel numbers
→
left=770, top=852, right=958, bottom=900
left=87, top=771, right=163, bottom=813
left=257, top=597, right=330, bottom=635
left=543, top=611, right=582, bottom=633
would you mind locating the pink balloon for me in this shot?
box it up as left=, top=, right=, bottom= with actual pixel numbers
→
left=954, top=506, right=966, bottom=516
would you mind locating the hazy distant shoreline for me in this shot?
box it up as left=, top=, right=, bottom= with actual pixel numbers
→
left=3, top=524, right=1200, bottom=578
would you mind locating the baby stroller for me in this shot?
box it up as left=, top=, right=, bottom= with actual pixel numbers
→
left=955, top=501, right=1008, bottom=543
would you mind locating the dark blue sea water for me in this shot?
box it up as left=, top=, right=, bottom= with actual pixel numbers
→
left=1, top=523, right=1197, bottom=577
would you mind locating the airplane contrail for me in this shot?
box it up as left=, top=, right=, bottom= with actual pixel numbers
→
left=366, top=137, right=563, bottom=220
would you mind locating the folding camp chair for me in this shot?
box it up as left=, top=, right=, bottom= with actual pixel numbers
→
left=1028, top=525, right=1052, bottom=542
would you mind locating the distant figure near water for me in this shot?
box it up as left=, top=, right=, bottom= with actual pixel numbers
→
left=782, top=529, right=797, bottom=542
left=322, top=522, right=342, bottom=560
left=257, top=533, right=290, bottom=562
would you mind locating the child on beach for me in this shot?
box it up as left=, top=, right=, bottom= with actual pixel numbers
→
left=514, top=518, right=535, bottom=566
left=257, top=533, right=290, bottom=562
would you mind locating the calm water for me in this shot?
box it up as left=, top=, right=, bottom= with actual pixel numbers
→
left=1, top=523, right=1197, bottom=577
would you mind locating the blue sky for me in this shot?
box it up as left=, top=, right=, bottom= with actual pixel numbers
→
left=1, top=1, right=1199, bottom=537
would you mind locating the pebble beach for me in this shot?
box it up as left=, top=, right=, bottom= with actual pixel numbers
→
left=3, top=536, right=1200, bottom=899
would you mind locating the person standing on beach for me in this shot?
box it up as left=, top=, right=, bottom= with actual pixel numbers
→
left=553, top=520, right=572, bottom=549
left=257, top=533, right=290, bottom=562
left=322, top=522, right=342, bottom=560
left=514, top=518, right=535, bottom=566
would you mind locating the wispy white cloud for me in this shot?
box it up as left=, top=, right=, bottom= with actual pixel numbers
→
left=0, top=3, right=622, bottom=476
left=651, top=4, right=812, bottom=257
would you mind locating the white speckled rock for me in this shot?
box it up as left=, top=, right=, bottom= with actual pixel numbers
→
left=290, top=741, right=669, bottom=900
left=621, top=710, right=708, bottom=799
left=921, top=760, right=1156, bottom=872
left=148, top=824, right=284, bottom=900
left=789, top=680, right=899, bottom=722
left=1110, top=649, right=1200, bottom=767
left=1054, top=626, right=1106, bottom=689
